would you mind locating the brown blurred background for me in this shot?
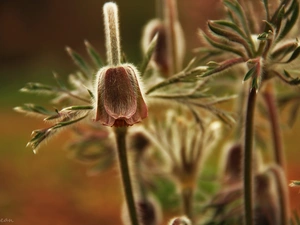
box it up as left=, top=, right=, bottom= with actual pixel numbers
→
left=1, top=0, right=300, bottom=225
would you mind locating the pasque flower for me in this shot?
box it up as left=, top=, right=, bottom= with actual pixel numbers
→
left=141, top=0, right=185, bottom=77
left=94, top=2, right=148, bottom=127
left=94, top=64, right=148, bottom=127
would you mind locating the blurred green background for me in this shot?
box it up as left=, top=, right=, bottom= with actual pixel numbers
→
left=0, top=0, right=300, bottom=224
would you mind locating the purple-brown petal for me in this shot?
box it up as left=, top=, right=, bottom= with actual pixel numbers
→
left=95, top=96, right=116, bottom=126
left=152, top=24, right=169, bottom=75
left=95, top=64, right=148, bottom=127
left=125, top=66, right=148, bottom=125
left=103, top=67, right=137, bottom=119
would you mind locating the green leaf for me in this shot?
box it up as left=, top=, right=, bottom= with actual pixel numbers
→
left=257, top=31, right=271, bottom=41
left=44, top=111, right=61, bottom=121
left=53, top=72, right=67, bottom=89
left=28, top=114, right=88, bottom=152
left=53, top=114, right=88, bottom=128
left=289, top=77, right=300, bottom=85
left=277, top=0, right=299, bottom=41
left=61, top=105, right=93, bottom=111
left=275, top=5, right=285, bottom=34
left=200, top=30, right=245, bottom=57
left=213, top=20, right=246, bottom=38
left=290, top=180, right=300, bottom=186
left=271, top=41, right=298, bottom=60
left=200, top=57, right=245, bottom=78
left=285, top=46, right=300, bottom=63
left=263, top=20, right=276, bottom=33
left=44, top=106, right=92, bottom=121
left=270, top=4, right=285, bottom=30
left=207, top=95, right=237, bottom=105
left=139, top=34, right=158, bottom=77
left=84, top=40, right=103, bottom=68
left=20, top=82, right=57, bottom=94
left=283, top=69, right=293, bottom=78
left=285, top=0, right=298, bottom=16
left=210, top=107, right=236, bottom=126
left=251, top=77, right=259, bottom=90
left=14, top=104, right=56, bottom=116
left=66, top=46, right=91, bottom=77
left=224, top=0, right=251, bottom=37
left=206, top=61, right=220, bottom=68
left=208, top=21, right=249, bottom=48
left=28, top=128, right=50, bottom=151
left=87, top=88, right=95, bottom=100
left=243, top=66, right=256, bottom=81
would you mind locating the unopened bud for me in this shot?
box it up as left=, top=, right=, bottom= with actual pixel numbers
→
left=130, top=131, right=150, bottom=153
left=142, top=19, right=170, bottom=76
left=121, top=196, right=162, bottom=225
left=168, top=216, right=191, bottom=225
left=255, top=170, right=281, bottom=225
left=138, top=197, right=162, bottom=225
left=141, top=0, right=185, bottom=77
left=220, top=143, right=242, bottom=185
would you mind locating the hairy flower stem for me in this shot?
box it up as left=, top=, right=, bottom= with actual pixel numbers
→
left=181, top=188, right=194, bottom=222
left=114, top=127, right=140, bottom=225
left=104, top=3, right=121, bottom=66
left=263, top=82, right=289, bottom=225
left=243, top=88, right=257, bottom=225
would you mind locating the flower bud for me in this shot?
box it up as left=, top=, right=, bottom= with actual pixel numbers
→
left=94, top=64, right=148, bottom=127
left=130, top=130, right=150, bottom=153
left=138, top=197, right=162, bottom=225
left=142, top=19, right=170, bottom=76
left=220, top=143, right=242, bottom=185
left=168, top=216, right=191, bottom=225
left=255, top=171, right=281, bottom=225
left=141, top=0, right=185, bottom=77
left=121, top=195, right=162, bottom=225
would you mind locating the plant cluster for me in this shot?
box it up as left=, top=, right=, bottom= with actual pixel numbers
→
left=15, top=0, right=300, bottom=224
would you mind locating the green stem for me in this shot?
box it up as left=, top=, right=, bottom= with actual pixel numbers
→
left=165, top=0, right=178, bottom=75
left=181, top=188, right=194, bottom=222
left=243, top=88, right=257, bottom=225
left=114, top=127, right=140, bottom=225
left=263, top=82, right=289, bottom=225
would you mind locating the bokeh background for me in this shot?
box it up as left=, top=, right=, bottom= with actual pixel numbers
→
left=0, top=0, right=300, bottom=224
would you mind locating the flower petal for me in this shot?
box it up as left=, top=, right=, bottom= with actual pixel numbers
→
left=103, top=67, right=137, bottom=119
left=95, top=93, right=116, bottom=126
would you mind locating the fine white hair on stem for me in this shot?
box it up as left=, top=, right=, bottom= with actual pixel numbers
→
left=103, top=2, right=121, bottom=66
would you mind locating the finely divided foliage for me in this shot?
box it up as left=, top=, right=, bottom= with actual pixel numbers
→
left=15, top=0, right=300, bottom=225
